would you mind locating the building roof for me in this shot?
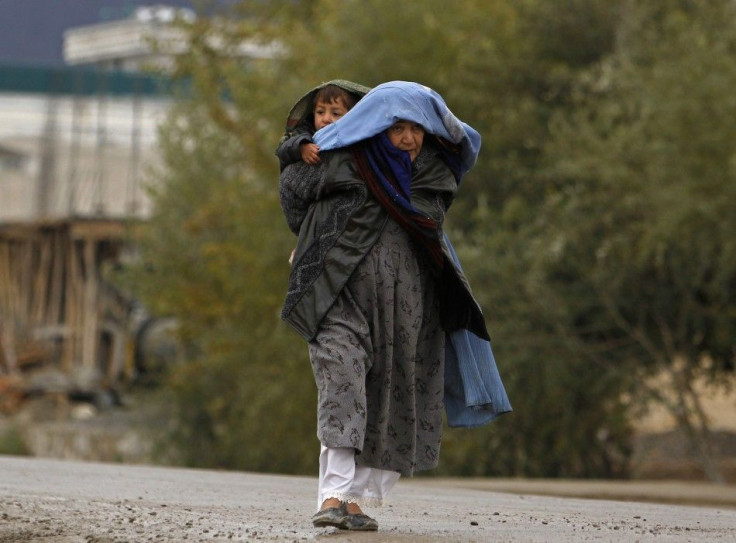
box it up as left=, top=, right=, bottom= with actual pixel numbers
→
left=0, top=62, right=175, bottom=96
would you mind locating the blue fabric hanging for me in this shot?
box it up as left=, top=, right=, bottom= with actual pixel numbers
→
left=443, top=233, right=512, bottom=427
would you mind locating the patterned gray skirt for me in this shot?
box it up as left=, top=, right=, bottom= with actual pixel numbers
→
left=308, top=219, right=445, bottom=476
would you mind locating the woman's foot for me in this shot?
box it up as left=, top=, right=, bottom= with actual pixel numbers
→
left=344, top=502, right=378, bottom=531
left=311, top=499, right=348, bottom=529
left=311, top=499, right=378, bottom=531
left=345, top=502, right=363, bottom=515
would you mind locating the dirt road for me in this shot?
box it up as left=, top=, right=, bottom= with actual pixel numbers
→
left=1, top=455, right=735, bottom=542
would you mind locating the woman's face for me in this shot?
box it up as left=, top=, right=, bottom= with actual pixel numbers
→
left=386, top=121, right=425, bottom=161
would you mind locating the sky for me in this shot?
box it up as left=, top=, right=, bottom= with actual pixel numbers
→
left=0, top=0, right=236, bottom=66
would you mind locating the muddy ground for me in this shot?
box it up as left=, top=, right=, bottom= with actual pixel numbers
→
left=1, top=455, right=735, bottom=542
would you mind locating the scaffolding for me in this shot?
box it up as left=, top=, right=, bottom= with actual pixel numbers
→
left=0, top=221, right=131, bottom=379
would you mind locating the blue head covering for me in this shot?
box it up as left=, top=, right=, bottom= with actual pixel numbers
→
left=313, top=81, right=481, bottom=182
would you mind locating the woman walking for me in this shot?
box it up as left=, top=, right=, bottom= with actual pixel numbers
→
left=278, top=81, right=510, bottom=531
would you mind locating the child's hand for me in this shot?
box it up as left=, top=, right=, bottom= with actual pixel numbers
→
left=300, top=142, right=321, bottom=164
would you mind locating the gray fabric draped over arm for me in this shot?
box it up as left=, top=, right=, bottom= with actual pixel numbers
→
left=278, top=161, right=325, bottom=234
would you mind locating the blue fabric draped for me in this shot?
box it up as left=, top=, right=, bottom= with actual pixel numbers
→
left=443, top=233, right=512, bottom=427
left=314, top=81, right=481, bottom=183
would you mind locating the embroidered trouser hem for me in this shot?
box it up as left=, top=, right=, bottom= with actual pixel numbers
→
left=317, top=445, right=400, bottom=510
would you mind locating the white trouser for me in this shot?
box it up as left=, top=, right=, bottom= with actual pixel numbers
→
left=317, top=445, right=401, bottom=510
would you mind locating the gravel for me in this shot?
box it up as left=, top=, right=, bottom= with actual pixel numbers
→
left=1, top=455, right=735, bottom=542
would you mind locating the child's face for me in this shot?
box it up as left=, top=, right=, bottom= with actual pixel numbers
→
left=313, top=98, right=348, bottom=130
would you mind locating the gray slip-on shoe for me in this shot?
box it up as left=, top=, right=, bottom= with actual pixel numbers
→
left=344, top=512, right=378, bottom=531
left=311, top=503, right=349, bottom=529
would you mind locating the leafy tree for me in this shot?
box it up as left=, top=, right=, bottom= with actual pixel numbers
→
left=270, top=0, right=634, bottom=477
left=122, top=0, right=736, bottom=482
left=120, top=3, right=319, bottom=472
left=529, top=0, right=736, bottom=482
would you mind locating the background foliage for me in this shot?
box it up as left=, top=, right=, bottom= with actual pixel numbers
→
left=123, top=0, right=735, bottom=480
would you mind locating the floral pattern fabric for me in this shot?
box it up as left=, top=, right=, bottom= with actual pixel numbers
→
left=308, top=219, right=445, bottom=476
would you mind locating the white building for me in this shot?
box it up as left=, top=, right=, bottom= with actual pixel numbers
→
left=63, top=5, right=196, bottom=72
left=0, top=4, right=278, bottom=224
left=63, top=4, right=278, bottom=72
left=0, top=6, right=193, bottom=223
left=0, top=73, right=170, bottom=222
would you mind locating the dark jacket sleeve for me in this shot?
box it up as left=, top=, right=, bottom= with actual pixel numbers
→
left=275, top=130, right=313, bottom=171
left=278, top=161, right=325, bottom=234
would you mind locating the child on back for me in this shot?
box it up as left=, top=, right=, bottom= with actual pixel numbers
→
left=276, top=81, right=370, bottom=263
left=276, top=81, right=370, bottom=171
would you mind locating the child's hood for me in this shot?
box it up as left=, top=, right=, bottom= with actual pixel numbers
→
left=283, top=79, right=371, bottom=133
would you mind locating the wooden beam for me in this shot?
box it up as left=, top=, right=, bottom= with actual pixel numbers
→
left=81, top=238, right=98, bottom=368
left=1, top=219, right=134, bottom=381
left=70, top=220, right=127, bottom=241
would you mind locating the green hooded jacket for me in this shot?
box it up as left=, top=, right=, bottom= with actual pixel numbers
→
left=274, top=80, right=371, bottom=171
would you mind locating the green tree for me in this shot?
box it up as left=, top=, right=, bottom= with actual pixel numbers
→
left=273, top=0, right=634, bottom=477
left=435, top=0, right=632, bottom=477
left=530, top=0, right=736, bottom=482
left=127, top=0, right=717, bottom=480
left=120, top=3, right=320, bottom=472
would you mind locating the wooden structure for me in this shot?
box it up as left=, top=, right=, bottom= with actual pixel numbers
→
left=0, top=62, right=169, bottom=395
left=0, top=0, right=276, bottom=398
left=0, top=220, right=133, bottom=383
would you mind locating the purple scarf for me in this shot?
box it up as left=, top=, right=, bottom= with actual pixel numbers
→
left=351, top=133, right=444, bottom=266
left=364, top=132, right=416, bottom=213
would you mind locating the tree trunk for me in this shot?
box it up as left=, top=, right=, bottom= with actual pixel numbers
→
left=667, top=362, right=725, bottom=484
